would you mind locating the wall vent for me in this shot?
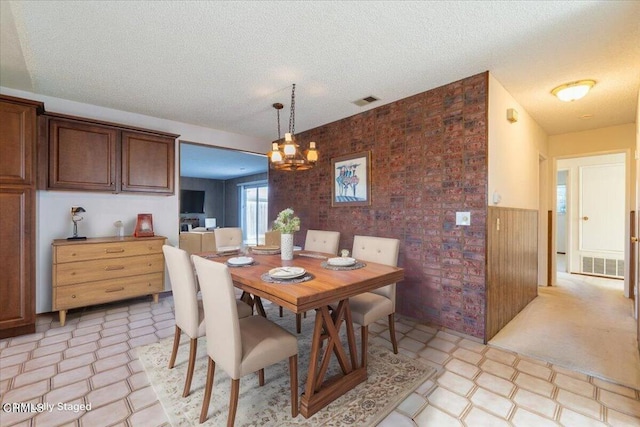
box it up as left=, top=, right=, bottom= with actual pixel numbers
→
left=581, top=256, right=624, bottom=278
left=352, top=95, right=380, bottom=107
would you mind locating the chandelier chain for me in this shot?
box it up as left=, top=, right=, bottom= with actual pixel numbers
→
left=288, top=83, right=296, bottom=135
left=276, top=107, right=281, bottom=140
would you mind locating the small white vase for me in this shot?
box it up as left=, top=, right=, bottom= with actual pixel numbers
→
left=280, top=233, right=294, bottom=261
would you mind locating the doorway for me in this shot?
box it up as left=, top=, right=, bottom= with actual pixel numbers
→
left=178, top=140, right=268, bottom=237
left=556, top=153, right=626, bottom=290
left=240, top=181, right=269, bottom=246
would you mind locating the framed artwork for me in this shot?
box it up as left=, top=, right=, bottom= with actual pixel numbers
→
left=331, top=151, right=371, bottom=206
left=134, top=213, right=155, bottom=237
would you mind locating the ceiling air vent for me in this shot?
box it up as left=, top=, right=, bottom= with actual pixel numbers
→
left=353, top=96, right=380, bottom=107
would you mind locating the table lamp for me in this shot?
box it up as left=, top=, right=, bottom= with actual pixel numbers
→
left=68, top=206, right=87, bottom=240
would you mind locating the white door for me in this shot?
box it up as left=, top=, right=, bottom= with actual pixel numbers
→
left=578, top=162, right=625, bottom=276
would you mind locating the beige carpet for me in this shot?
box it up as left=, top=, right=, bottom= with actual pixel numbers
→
left=490, top=272, right=640, bottom=390
left=137, top=306, right=436, bottom=426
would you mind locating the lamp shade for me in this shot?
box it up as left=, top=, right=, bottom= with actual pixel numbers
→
left=551, top=80, right=595, bottom=102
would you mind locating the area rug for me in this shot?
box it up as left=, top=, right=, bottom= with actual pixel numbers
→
left=137, top=307, right=436, bottom=426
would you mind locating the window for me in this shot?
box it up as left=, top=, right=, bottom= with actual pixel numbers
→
left=557, top=184, right=567, bottom=214
left=240, top=181, right=268, bottom=245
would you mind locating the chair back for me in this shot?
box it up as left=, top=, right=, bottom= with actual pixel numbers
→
left=192, top=255, right=242, bottom=377
left=304, top=230, right=341, bottom=255
left=214, top=227, right=243, bottom=250
left=264, top=230, right=281, bottom=246
left=352, top=235, right=400, bottom=303
left=162, top=245, right=200, bottom=337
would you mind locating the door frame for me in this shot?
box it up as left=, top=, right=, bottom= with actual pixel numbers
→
left=551, top=149, right=631, bottom=297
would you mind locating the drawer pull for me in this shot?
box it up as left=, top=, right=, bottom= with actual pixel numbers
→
left=71, top=295, right=76, bottom=298
left=106, top=248, right=125, bottom=253
left=105, top=287, right=125, bottom=293
left=105, top=265, right=125, bottom=271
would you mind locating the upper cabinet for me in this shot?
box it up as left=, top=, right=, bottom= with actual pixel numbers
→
left=0, top=96, right=44, bottom=186
left=42, top=113, right=178, bottom=195
left=49, top=118, right=119, bottom=192
left=121, top=131, right=175, bottom=194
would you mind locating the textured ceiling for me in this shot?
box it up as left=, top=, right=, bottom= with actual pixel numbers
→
left=1, top=1, right=639, bottom=145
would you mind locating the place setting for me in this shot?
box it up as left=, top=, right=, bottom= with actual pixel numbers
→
left=225, top=256, right=257, bottom=268
left=321, top=254, right=367, bottom=271
left=261, top=266, right=314, bottom=284
left=250, top=245, right=281, bottom=255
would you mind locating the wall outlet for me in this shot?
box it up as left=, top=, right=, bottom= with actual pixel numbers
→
left=456, top=211, right=471, bottom=226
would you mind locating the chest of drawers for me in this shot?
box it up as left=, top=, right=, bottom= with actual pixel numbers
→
left=52, top=236, right=166, bottom=326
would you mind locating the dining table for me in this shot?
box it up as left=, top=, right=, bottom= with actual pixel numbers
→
left=199, top=249, right=404, bottom=418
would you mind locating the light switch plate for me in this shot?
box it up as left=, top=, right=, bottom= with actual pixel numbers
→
left=456, top=211, right=471, bottom=226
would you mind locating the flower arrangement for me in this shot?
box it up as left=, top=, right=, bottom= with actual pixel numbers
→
left=273, top=208, right=300, bottom=234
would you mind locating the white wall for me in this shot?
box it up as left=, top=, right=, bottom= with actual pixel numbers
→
left=488, top=73, right=549, bottom=284
left=488, top=74, right=549, bottom=210
left=1, top=86, right=266, bottom=313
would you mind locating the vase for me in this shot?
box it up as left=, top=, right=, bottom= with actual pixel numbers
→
left=280, top=233, right=294, bottom=261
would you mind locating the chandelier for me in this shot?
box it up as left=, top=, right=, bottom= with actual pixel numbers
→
left=268, top=84, right=318, bottom=171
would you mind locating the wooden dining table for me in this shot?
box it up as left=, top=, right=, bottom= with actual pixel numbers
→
left=201, top=250, right=404, bottom=418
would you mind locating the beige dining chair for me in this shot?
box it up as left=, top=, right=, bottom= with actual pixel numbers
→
left=264, top=229, right=280, bottom=246
left=162, top=245, right=252, bottom=397
left=214, top=227, right=243, bottom=252
left=278, top=229, right=341, bottom=333
left=192, top=255, right=299, bottom=425
left=349, top=235, right=400, bottom=367
left=304, top=229, right=341, bottom=255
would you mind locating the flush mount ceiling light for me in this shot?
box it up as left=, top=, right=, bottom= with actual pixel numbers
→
left=268, top=84, right=318, bottom=171
left=551, top=80, right=596, bottom=102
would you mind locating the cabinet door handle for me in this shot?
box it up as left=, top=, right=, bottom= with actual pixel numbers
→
left=104, top=265, right=125, bottom=271
left=105, top=287, right=125, bottom=293
left=106, top=248, right=125, bottom=253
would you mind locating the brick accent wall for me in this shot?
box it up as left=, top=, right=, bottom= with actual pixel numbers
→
left=269, top=72, right=488, bottom=339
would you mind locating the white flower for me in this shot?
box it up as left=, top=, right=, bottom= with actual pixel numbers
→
left=273, top=208, right=300, bottom=234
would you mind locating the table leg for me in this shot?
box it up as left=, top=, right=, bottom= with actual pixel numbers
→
left=254, top=296, right=267, bottom=317
left=239, top=292, right=267, bottom=318
left=300, top=300, right=367, bottom=418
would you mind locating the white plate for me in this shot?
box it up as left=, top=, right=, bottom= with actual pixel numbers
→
left=227, top=256, right=254, bottom=266
left=269, top=266, right=306, bottom=279
left=327, top=257, right=356, bottom=267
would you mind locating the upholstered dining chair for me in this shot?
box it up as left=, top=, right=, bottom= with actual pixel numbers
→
left=304, top=229, right=341, bottom=255
left=280, top=229, right=342, bottom=333
left=162, top=245, right=252, bottom=398
left=348, top=235, right=400, bottom=367
left=191, top=255, right=299, bottom=425
left=213, top=227, right=243, bottom=252
left=264, top=229, right=280, bottom=246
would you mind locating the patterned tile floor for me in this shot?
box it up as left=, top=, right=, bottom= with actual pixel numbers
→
left=1, top=295, right=639, bottom=426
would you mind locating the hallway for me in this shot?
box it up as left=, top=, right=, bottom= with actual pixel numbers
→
left=489, top=270, right=640, bottom=390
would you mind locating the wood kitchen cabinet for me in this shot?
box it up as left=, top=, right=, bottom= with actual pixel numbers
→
left=43, top=113, right=177, bottom=194
left=0, top=95, right=44, bottom=338
left=121, top=131, right=175, bottom=193
left=52, top=236, right=166, bottom=326
left=48, top=118, right=119, bottom=191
